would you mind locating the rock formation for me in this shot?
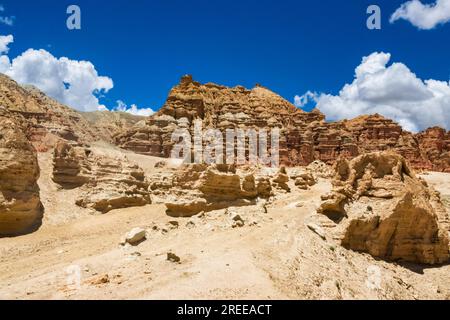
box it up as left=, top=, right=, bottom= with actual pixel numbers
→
left=81, top=111, right=146, bottom=143
left=416, top=127, right=450, bottom=172
left=114, top=75, right=449, bottom=172
left=148, top=164, right=275, bottom=217
left=0, top=74, right=100, bottom=151
left=305, top=160, right=334, bottom=179
left=316, top=152, right=449, bottom=264
left=0, top=74, right=141, bottom=151
left=294, top=172, right=317, bottom=190
left=0, top=107, right=42, bottom=236
left=53, top=141, right=151, bottom=213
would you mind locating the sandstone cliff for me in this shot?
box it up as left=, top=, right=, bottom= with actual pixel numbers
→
left=114, top=75, right=449, bottom=172
left=0, top=107, right=42, bottom=236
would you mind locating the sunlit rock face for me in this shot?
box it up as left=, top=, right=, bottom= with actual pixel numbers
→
left=0, top=108, right=42, bottom=236
left=316, top=152, right=449, bottom=265
left=114, top=75, right=449, bottom=172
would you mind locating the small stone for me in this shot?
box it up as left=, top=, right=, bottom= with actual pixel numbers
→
left=231, top=213, right=245, bottom=228
left=167, top=252, right=181, bottom=263
left=89, top=274, right=110, bottom=285
left=120, top=227, right=146, bottom=246
left=168, top=221, right=179, bottom=229
left=186, top=220, right=196, bottom=229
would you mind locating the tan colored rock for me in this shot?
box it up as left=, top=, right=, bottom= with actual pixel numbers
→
left=52, top=141, right=151, bottom=213
left=120, top=227, right=147, bottom=246
left=272, top=167, right=290, bottom=192
left=295, top=172, right=317, bottom=190
left=0, top=74, right=99, bottom=151
left=0, top=108, right=42, bottom=236
left=52, top=141, right=91, bottom=188
left=113, top=76, right=449, bottom=172
left=306, top=160, right=334, bottom=178
left=317, top=152, right=449, bottom=264
left=152, top=164, right=277, bottom=217
left=164, top=164, right=261, bottom=217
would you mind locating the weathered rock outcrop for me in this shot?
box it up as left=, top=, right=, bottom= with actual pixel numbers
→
left=114, top=76, right=449, bottom=172
left=52, top=141, right=151, bottom=213
left=81, top=111, right=146, bottom=143
left=148, top=164, right=275, bottom=217
left=0, top=74, right=102, bottom=151
left=316, top=152, right=449, bottom=264
left=0, top=108, right=42, bottom=236
left=165, top=164, right=271, bottom=216
left=52, top=141, right=92, bottom=188
left=416, top=127, right=450, bottom=173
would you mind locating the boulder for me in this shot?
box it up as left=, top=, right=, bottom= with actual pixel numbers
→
left=295, top=172, right=317, bottom=190
left=120, top=227, right=147, bottom=246
left=317, top=152, right=449, bottom=264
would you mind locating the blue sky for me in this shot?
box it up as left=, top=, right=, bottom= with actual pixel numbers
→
left=0, top=0, right=450, bottom=130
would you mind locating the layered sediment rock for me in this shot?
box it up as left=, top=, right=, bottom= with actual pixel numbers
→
left=416, top=127, right=450, bottom=172
left=0, top=108, right=42, bottom=236
left=0, top=75, right=101, bottom=151
left=316, top=152, right=449, bottom=264
left=148, top=164, right=277, bottom=217
left=165, top=165, right=264, bottom=216
left=115, top=75, right=449, bottom=172
left=52, top=141, right=151, bottom=213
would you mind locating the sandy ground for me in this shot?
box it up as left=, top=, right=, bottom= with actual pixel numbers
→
left=0, top=146, right=449, bottom=300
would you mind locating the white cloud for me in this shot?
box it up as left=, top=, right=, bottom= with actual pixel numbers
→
left=304, top=52, right=450, bottom=132
left=0, top=4, right=14, bottom=26
left=0, top=34, right=115, bottom=112
left=294, top=90, right=318, bottom=108
left=0, top=34, right=13, bottom=73
left=0, top=34, right=13, bottom=54
left=112, top=100, right=154, bottom=116
left=1, top=48, right=113, bottom=112
left=1, top=33, right=153, bottom=116
left=390, top=0, right=450, bottom=30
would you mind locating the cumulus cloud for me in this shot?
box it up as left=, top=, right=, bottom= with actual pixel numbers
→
left=0, top=33, right=154, bottom=116
left=303, top=52, right=450, bottom=132
left=390, top=0, right=450, bottom=29
left=1, top=48, right=113, bottom=111
left=112, top=100, right=154, bottom=116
